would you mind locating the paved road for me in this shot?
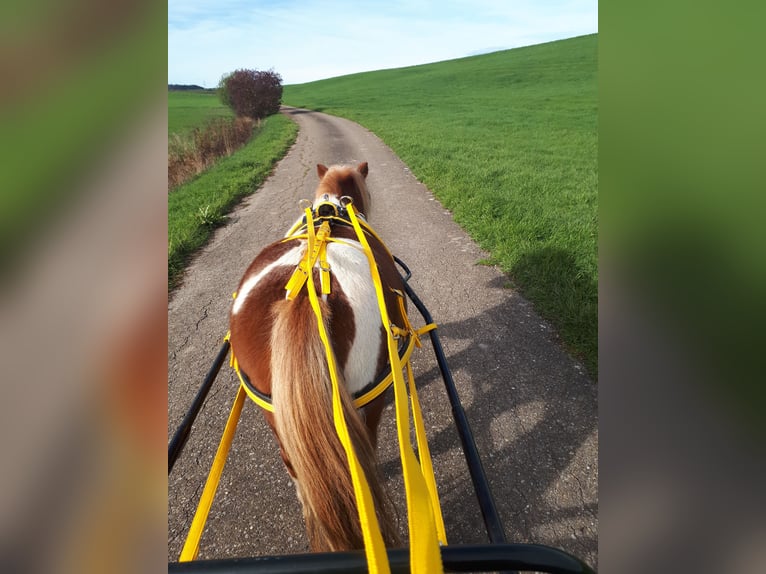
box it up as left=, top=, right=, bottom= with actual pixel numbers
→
left=168, top=107, right=598, bottom=568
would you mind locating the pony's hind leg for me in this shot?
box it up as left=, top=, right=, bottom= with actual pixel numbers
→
left=262, top=411, right=298, bottom=478
left=361, top=395, right=386, bottom=451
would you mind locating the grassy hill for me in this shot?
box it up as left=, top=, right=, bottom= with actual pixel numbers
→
left=168, top=90, right=234, bottom=136
left=283, top=34, right=597, bottom=377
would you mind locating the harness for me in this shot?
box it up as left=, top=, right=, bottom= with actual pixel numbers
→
left=229, top=197, right=423, bottom=413
left=235, top=339, right=414, bottom=413
left=183, top=200, right=445, bottom=574
left=284, top=195, right=359, bottom=236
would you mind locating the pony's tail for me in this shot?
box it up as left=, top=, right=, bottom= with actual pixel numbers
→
left=269, top=297, right=399, bottom=552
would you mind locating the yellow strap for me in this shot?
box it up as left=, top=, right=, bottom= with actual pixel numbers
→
left=351, top=336, right=417, bottom=408
left=283, top=210, right=314, bottom=299
left=416, top=323, right=438, bottom=337
left=284, top=213, right=332, bottom=300
left=406, top=360, right=447, bottom=544
left=393, top=290, right=425, bottom=348
left=354, top=323, right=435, bottom=407
left=319, top=240, right=331, bottom=295
left=301, top=208, right=391, bottom=574
left=283, top=217, right=304, bottom=238
left=347, top=204, right=443, bottom=574
left=239, top=379, right=276, bottom=412
left=229, top=331, right=436, bottom=413
left=283, top=234, right=357, bottom=249
left=353, top=216, right=393, bottom=259
left=179, top=384, right=247, bottom=562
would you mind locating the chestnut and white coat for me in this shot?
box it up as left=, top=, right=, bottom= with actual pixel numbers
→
left=229, top=163, right=403, bottom=552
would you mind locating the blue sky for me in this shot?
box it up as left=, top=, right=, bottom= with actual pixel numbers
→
left=168, top=0, right=597, bottom=87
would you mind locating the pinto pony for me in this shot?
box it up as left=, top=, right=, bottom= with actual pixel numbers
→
left=229, top=162, right=403, bottom=551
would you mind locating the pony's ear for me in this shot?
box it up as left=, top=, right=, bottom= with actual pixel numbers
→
left=317, top=164, right=328, bottom=179
left=357, top=162, right=369, bottom=178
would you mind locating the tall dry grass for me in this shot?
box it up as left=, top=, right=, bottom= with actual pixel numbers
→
left=168, top=117, right=256, bottom=191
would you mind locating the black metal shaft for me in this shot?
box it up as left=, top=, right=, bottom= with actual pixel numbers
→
left=168, top=340, right=231, bottom=473
left=402, top=279, right=508, bottom=545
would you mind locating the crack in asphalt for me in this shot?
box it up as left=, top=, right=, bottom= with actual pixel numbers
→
left=194, top=299, right=212, bottom=331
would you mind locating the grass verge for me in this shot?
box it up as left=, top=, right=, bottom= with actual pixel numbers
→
left=284, top=35, right=597, bottom=377
left=168, top=116, right=255, bottom=190
left=168, top=113, right=298, bottom=290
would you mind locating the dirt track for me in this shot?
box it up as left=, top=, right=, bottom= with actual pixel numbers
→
left=168, top=107, right=598, bottom=568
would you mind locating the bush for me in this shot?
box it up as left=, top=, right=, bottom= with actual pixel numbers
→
left=218, top=69, right=283, bottom=120
left=168, top=117, right=254, bottom=190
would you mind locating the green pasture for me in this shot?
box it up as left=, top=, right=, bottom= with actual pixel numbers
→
left=284, top=34, right=598, bottom=376
left=168, top=90, right=233, bottom=136
left=168, top=113, right=298, bottom=289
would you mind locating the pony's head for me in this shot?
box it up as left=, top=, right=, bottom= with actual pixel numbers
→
left=314, top=162, right=371, bottom=218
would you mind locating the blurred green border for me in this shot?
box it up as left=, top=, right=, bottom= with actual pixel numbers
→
left=601, top=2, right=766, bottom=434
left=0, top=2, right=167, bottom=272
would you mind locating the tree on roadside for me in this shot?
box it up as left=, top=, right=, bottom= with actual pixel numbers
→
left=218, top=69, right=283, bottom=120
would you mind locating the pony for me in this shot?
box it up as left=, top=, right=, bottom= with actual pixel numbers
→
left=229, top=162, right=404, bottom=552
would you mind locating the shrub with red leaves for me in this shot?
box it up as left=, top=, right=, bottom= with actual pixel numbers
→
left=218, top=69, right=283, bottom=120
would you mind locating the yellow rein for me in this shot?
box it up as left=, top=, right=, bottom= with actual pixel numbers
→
left=345, top=204, right=446, bottom=573
left=300, top=208, right=390, bottom=572
left=180, top=205, right=446, bottom=573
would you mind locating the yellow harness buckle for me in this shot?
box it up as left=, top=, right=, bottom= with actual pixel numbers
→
left=285, top=214, right=333, bottom=300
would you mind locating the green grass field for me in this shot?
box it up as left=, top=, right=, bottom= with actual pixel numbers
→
left=168, top=112, right=298, bottom=289
left=283, top=34, right=597, bottom=377
left=168, top=90, right=234, bottom=136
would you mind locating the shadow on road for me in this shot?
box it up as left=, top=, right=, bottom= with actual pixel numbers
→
left=282, top=107, right=325, bottom=114
left=377, top=250, right=598, bottom=565
left=511, top=246, right=597, bottom=379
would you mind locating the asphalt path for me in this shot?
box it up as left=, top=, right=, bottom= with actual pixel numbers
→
left=168, top=107, right=598, bottom=569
